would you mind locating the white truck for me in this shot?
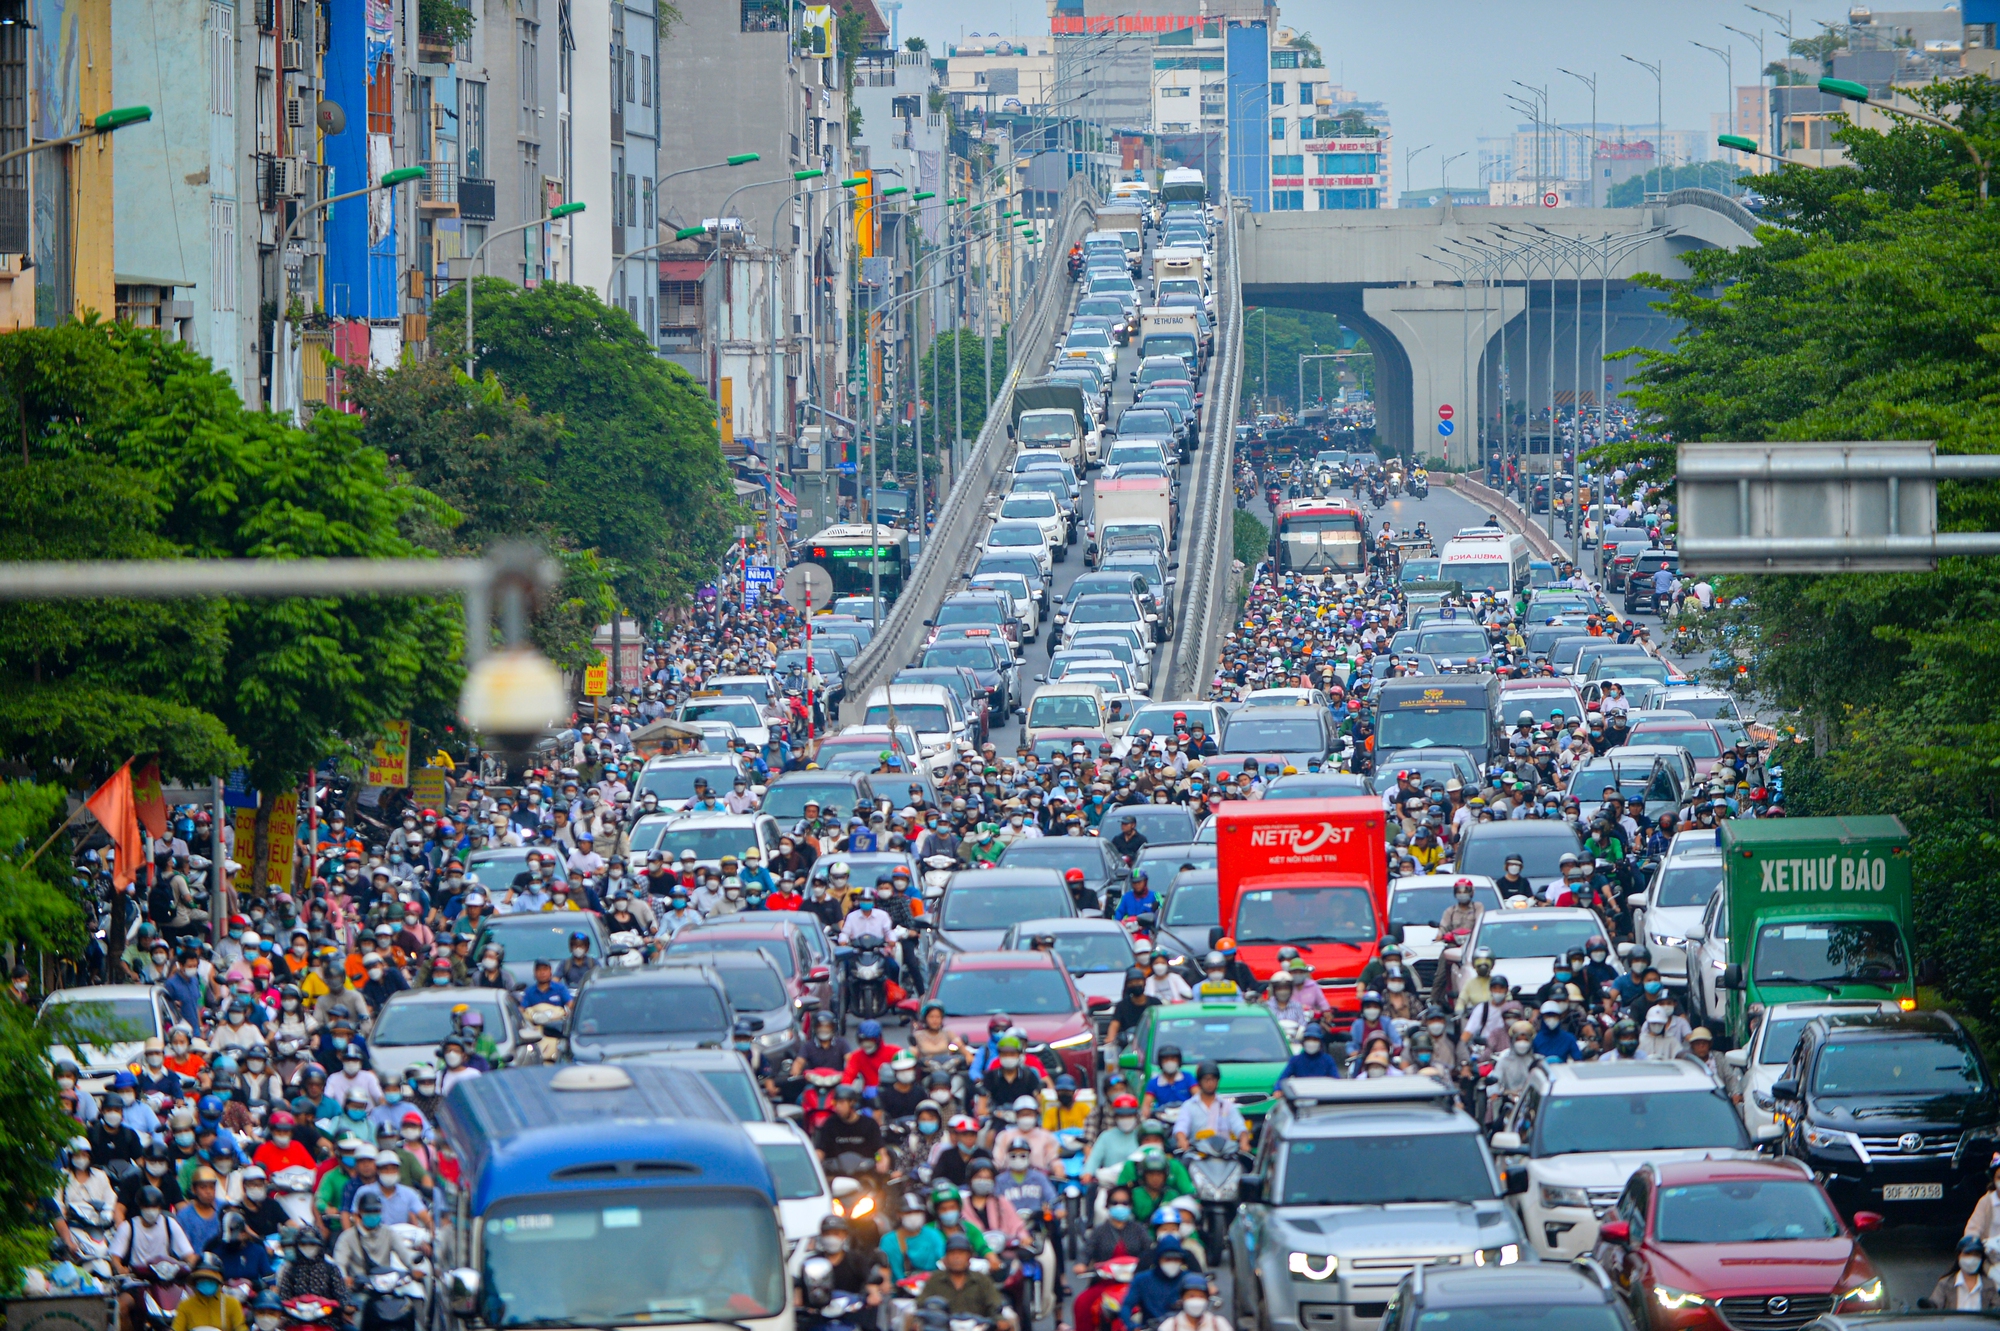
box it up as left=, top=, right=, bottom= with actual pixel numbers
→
left=1091, top=205, right=1145, bottom=268
left=1091, top=477, right=1175, bottom=564
left=1010, top=382, right=1099, bottom=473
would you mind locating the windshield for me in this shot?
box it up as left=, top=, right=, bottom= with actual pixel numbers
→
left=1072, top=599, right=1139, bottom=624
left=1279, top=1134, right=1496, bottom=1205
left=1753, top=921, right=1908, bottom=987
left=1668, top=693, right=1741, bottom=722
left=864, top=704, right=952, bottom=733
left=975, top=556, right=1043, bottom=581
left=1107, top=444, right=1165, bottom=466
left=1143, top=335, right=1197, bottom=359
left=1654, top=863, right=1722, bottom=909
left=924, top=644, right=1002, bottom=671
left=1458, top=829, right=1582, bottom=880
left=678, top=700, right=761, bottom=729
left=935, top=965, right=1075, bottom=1016
left=1119, top=411, right=1175, bottom=436
left=762, top=781, right=859, bottom=822
left=1401, top=559, right=1442, bottom=582
left=1417, top=628, right=1490, bottom=659
left=1633, top=726, right=1722, bottom=758
left=756, top=1141, right=826, bottom=1201
left=1377, top=707, right=1490, bottom=752
left=1416, top=1310, right=1624, bottom=1331
left=373, top=997, right=506, bottom=1046
left=938, top=601, right=1003, bottom=626
left=1504, top=691, right=1579, bottom=724
left=940, top=885, right=1073, bottom=932
left=694, top=1068, right=764, bottom=1123
left=667, top=934, right=796, bottom=979
left=1220, top=715, right=1326, bottom=754
left=1001, top=842, right=1109, bottom=886
left=1126, top=706, right=1217, bottom=738
left=1017, top=417, right=1078, bottom=447
left=1117, top=805, right=1199, bottom=846
left=42, top=996, right=154, bottom=1048
left=1441, top=559, right=1511, bottom=592
left=701, top=966, right=787, bottom=1013
left=1757, top=1017, right=1812, bottom=1066
left=1014, top=931, right=1134, bottom=974
left=1475, top=916, right=1603, bottom=960
left=1390, top=882, right=1503, bottom=928
left=635, top=764, right=741, bottom=802
left=1535, top=1090, right=1748, bottom=1156
left=572, top=983, right=729, bottom=1038
left=632, top=823, right=764, bottom=862
left=1234, top=887, right=1375, bottom=945
left=1653, top=1180, right=1841, bottom=1243
left=1150, top=1012, right=1290, bottom=1063
left=1814, top=1035, right=1985, bottom=1095
left=1162, top=878, right=1218, bottom=928
left=1029, top=695, right=1103, bottom=729
left=1569, top=761, right=1657, bottom=803
left=480, top=1190, right=785, bottom=1325
left=1001, top=495, right=1059, bottom=520
left=1280, top=514, right=1363, bottom=535
left=989, top=525, right=1045, bottom=548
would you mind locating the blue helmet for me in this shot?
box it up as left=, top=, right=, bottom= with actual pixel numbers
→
left=857, top=1019, right=883, bottom=1041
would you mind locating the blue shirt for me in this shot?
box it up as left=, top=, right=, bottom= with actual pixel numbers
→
left=1532, top=1025, right=1584, bottom=1063
left=1280, top=1050, right=1342, bottom=1081
left=1144, top=1070, right=1196, bottom=1111
left=1114, top=888, right=1160, bottom=922
left=521, top=981, right=573, bottom=1009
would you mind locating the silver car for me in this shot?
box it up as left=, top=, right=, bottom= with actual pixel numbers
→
left=369, top=988, right=520, bottom=1081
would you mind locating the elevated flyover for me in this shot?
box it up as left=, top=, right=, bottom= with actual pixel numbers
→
left=1236, top=189, right=1761, bottom=465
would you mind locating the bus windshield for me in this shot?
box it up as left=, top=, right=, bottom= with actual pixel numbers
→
left=1281, top=513, right=1361, bottom=535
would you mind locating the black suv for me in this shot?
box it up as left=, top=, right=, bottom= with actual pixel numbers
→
left=1772, top=1009, right=1999, bottom=1216
left=1383, top=1262, right=1635, bottom=1331
left=1622, top=549, right=1679, bottom=615
left=562, top=965, right=734, bottom=1063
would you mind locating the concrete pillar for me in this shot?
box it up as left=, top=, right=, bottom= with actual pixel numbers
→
left=1361, top=285, right=1484, bottom=470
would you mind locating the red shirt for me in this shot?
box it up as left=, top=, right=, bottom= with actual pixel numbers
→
left=254, top=1139, right=317, bottom=1176
left=765, top=891, right=803, bottom=912
left=842, top=1042, right=901, bottom=1088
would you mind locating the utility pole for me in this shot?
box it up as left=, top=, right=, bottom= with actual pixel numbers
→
left=1622, top=55, right=1665, bottom=196
left=1558, top=68, right=1598, bottom=207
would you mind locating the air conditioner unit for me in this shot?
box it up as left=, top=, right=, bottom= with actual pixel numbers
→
left=281, top=37, right=304, bottom=70
left=286, top=96, right=306, bottom=129
left=272, top=156, right=307, bottom=197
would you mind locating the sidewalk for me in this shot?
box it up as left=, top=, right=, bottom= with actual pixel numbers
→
left=1443, top=474, right=1572, bottom=564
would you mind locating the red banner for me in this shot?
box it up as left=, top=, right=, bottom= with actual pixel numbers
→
left=131, top=760, right=168, bottom=841
left=1051, top=14, right=1201, bottom=33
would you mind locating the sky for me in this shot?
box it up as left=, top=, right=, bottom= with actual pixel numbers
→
left=890, top=0, right=1855, bottom=190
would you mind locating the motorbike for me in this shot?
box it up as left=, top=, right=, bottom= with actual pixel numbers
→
left=1077, top=1257, right=1137, bottom=1331
left=826, top=1151, right=890, bottom=1251
left=63, top=1197, right=118, bottom=1263
left=847, top=935, right=892, bottom=1020
left=280, top=1294, right=342, bottom=1331
left=1409, top=472, right=1430, bottom=499
left=920, top=1052, right=972, bottom=1114
left=357, top=1262, right=424, bottom=1331
left=1185, top=1135, right=1245, bottom=1258
left=604, top=930, right=645, bottom=969
left=124, top=1258, right=188, bottom=1331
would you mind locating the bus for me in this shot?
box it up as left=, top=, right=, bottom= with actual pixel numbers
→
left=1270, top=498, right=1366, bottom=574
left=1161, top=167, right=1209, bottom=205
left=801, top=523, right=910, bottom=602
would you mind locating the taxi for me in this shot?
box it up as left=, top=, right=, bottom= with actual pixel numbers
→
left=1119, top=980, right=1295, bottom=1124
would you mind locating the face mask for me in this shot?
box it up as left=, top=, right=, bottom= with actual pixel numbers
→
left=1107, top=1204, right=1133, bottom=1222
left=1115, top=1115, right=1137, bottom=1132
left=1644, top=980, right=1663, bottom=995
left=195, top=1280, right=221, bottom=1298
left=402, top=1125, right=423, bottom=1141
left=346, top=1106, right=368, bottom=1121
left=482, top=958, right=499, bottom=971
left=246, top=1185, right=269, bottom=1203
left=445, top=1052, right=465, bottom=1068
left=918, top=1119, right=940, bottom=1136
left=1387, top=980, right=1406, bottom=992
left=330, top=1037, right=349, bottom=1052
left=1159, top=1260, right=1185, bottom=1279
left=1512, top=1039, right=1532, bottom=1056
left=343, top=1057, right=362, bottom=1073
left=362, top=1214, right=382, bottom=1230
left=272, top=1132, right=291, bottom=1146
left=175, top=1132, right=196, bottom=1148
left=971, top=1177, right=995, bottom=1196
left=1542, top=1017, right=1560, bottom=1030
left=380, top=1171, right=400, bottom=1189
left=1589, top=950, right=1607, bottom=963
left=1016, top=1113, right=1037, bottom=1131
left=104, top=1110, right=123, bottom=1127
left=1160, top=1061, right=1180, bottom=1077
left=147, top=1160, right=169, bottom=1176
left=1964, top=1256, right=1985, bottom=1275
left=938, top=1209, right=960, bottom=1227
left=299, top=1241, right=323, bottom=1258
left=141, top=1208, right=163, bottom=1225
left=1184, top=1297, right=1210, bottom=1319
left=1151, top=962, right=1169, bottom=977
left=145, top=1053, right=165, bottom=1069
left=895, top=1067, right=916, bottom=1084
left=1302, top=1039, right=1322, bottom=1055
left=1362, top=1007, right=1381, bottom=1022
left=1000, top=1055, right=1021, bottom=1070
left=282, top=998, right=299, bottom=1012
left=1553, top=969, right=1571, bottom=984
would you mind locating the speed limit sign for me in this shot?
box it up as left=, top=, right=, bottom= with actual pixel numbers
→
left=1542, top=191, right=1560, bottom=208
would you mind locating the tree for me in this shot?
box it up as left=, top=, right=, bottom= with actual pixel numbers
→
left=1240, top=308, right=1366, bottom=410
left=1233, top=509, right=1269, bottom=568
left=917, top=329, right=1006, bottom=442
left=1606, top=160, right=1746, bottom=206
left=427, top=279, right=741, bottom=621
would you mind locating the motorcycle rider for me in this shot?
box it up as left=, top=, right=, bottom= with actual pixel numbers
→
left=993, top=1094, right=1064, bottom=1178
left=1280, top=1024, right=1342, bottom=1079
left=1598, top=1018, right=1646, bottom=1061
left=980, top=1034, right=1045, bottom=1110
left=1140, top=1044, right=1196, bottom=1120
left=53, top=1135, right=118, bottom=1257
left=1157, top=1271, right=1231, bottom=1331
left=1530, top=999, right=1583, bottom=1063
left=1122, top=1236, right=1201, bottom=1330
left=332, top=1192, right=417, bottom=1285
left=173, top=1253, right=244, bottom=1331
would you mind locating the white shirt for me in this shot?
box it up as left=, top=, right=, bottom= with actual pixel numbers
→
left=1172, top=1093, right=1246, bottom=1143
left=1144, top=972, right=1192, bottom=1004
left=723, top=789, right=759, bottom=814
left=838, top=907, right=895, bottom=945
left=1957, top=1274, right=1987, bottom=1311
left=112, top=1214, right=195, bottom=1268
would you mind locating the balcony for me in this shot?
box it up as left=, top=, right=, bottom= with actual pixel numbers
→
left=458, top=176, right=495, bottom=222
left=741, top=0, right=785, bottom=31
left=418, top=162, right=459, bottom=214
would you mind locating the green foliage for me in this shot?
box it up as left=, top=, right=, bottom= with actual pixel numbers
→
left=1789, top=30, right=1848, bottom=69
left=917, top=329, right=1007, bottom=441
left=0, top=996, right=76, bottom=1293
left=417, top=0, right=474, bottom=44
left=1600, top=80, right=2000, bottom=1019
left=1233, top=508, right=1269, bottom=569
left=0, top=782, right=84, bottom=958
left=1605, top=161, right=1748, bottom=206
left=904, top=35, right=926, bottom=52
left=427, top=279, right=740, bottom=621
left=1241, top=308, right=1366, bottom=410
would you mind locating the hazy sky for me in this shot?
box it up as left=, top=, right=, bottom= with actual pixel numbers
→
left=892, top=0, right=1853, bottom=189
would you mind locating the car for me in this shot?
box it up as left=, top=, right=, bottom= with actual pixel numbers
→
left=1567, top=753, right=1687, bottom=824
left=1583, top=678, right=1672, bottom=712
left=1229, top=1078, right=1532, bottom=1331
left=1659, top=688, right=1746, bottom=725
left=1055, top=571, right=1162, bottom=636
left=811, top=725, right=925, bottom=775
left=669, top=918, right=835, bottom=1026
left=683, top=719, right=744, bottom=753
left=1768, top=1009, right=2000, bottom=1216
left=627, top=811, right=783, bottom=871
left=929, top=590, right=1025, bottom=654
left=1387, top=873, right=1503, bottom=991
left=1370, top=749, right=1482, bottom=797
left=1454, top=906, right=1612, bottom=1000
left=998, top=836, right=1131, bottom=910
left=632, top=1048, right=778, bottom=1124
left=998, top=917, right=1138, bottom=1006
left=368, top=988, right=522, bottom=1080
left=1027, top=726, right=1115, bottom=764
left=39, top=984, right=173, bottom=1090
left=1494, top=1059, right=1769, bottom=1259
left=563, top=964, right=736, bottom=1062
left=1380, top=1262, right=1634, bottom=1331
left=1621, top=549, right=1681, bottom=614
left=633, top=754, right=753, bottom=812
left=1721, top=1000, right=1899, bottom=1134
left=1061, top=592, right=1157, bottom=653
left=760, top=771, right=879, bottom=825
left=1590, top=1159, right=1884, bottom=1331
left=806, top=850, right=922, bottom=896
left=857, top=684, right=971, bottom=776
left=966, top=573, right=1040, bottom=643
left=922, top=868, right=1078, bottom=969
left=919, top=949, right=1102, bottom=1085
left=1500, top=681, right=1585, bottom=727
left=1219, top=706, right=1339, bottom=770
left=919, top=635, right=1019, bottom=721
left=654, top=948, right=801, bottom=1064
left=472, top=913, right=611, bottom=988
left=1151, top=865, right=1219, bottom=965
left=1628, top=846, right=1724, bottom=987
left=1105, top=802, right=1202, bottom=852
left=675, top=692, right=772, bottom=749
left=1453, top=821, right=1585, bottom=898
left=741, top=1118, right=836, bottom=1251
left=775, top=648, right=845, bottom=713
left=1264, top=772, right=1371, bottom=799
left=1118, top=981, right=1294, bottom=1123
left=894, top=666, right=992, bottom=746
left=1625, top=721, right=1731, bottom=780
left=1069, top=623, right=1155, bottom=672
left=985, top=518, right=1059, bottom=571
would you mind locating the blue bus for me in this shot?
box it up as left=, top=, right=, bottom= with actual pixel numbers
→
left=441, top=1063, right=793, bottom=1331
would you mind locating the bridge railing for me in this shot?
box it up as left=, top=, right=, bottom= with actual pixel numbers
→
left=835, top=174, right=1101, bottom=722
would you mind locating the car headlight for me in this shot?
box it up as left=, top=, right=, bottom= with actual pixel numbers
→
left=1472, top=1245, right=1521, bottom=1267
left=1802, top=1124, right=1859, bottom=1155
left=1050, top=1032, right=1093, bottom=1049
left=1650, top=932, right=1686, bottom=949
left=1540, top=1184, right=1591, bottom=1210
left=1839, top=1278, right=1884, bottom=1308
left=757, top=1029, right=791, bottom=1050
left=1287, top=1252, right=1337, bottom=1281
left=1654, top=1287, right=1709, bottom=1311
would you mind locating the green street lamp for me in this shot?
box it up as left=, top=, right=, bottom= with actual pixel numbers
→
left=1717, top=131, right=1804, bottom=168
left=842, top=176, right=869, bottom=188
left=914, top=190, right=936, bottom=201
left=465, top=200, right=584, bottom=375
left=945, top=196, right=967, bottom=206
left=726, top=153, right=761, bottom=166
left=378, top=165, right=427, bottom=187
left=882, top=185, right=908, bottom=197
left=0, top=103, right=153, bottom=169
left=549, top=200, right=586, bottom=220
left=1818, top=76, right=1986, bottom=203
left=794, top=169, right=826, bottom=182
left=674, top=225, right=707, bottom=240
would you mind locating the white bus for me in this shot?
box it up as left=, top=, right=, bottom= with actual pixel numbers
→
left=1161, top=167, right=1208, bottom=205
left=1438, top=530, right=1531, bottom=594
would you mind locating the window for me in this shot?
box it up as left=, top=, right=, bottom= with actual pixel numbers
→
left=1273, top=189, right=1304, bottom=210
left=612, top=165, right=623, bottom=226
left=1268, top=81, right=1285, bottom=104
left=642, top=176, right=653, bottom=228
left=210, top=198, right=236, bottom=311
left=517, top=20, right=540, bottom=133
left=640, top=53, right=651, bottom=105
left=1270, top=117, right=1286, bottom=140
left=645, top=296, right=655, bottom=336
left=1271, top=154, right=1303, bottom=174
left=208, top=2, right=234, bottom=115
left=1161, top=85, right=1190, bottom=97
left=1298, top=81, right=1314, bottom=105
left=519, top=141, right=540, bottom=223
left=1316, top=152, right=1376, bottom=173
left=462, top=81, right=487, bottom=177
left=1269, top=49, right=1299, bottom=69
left=627, top=173, right=637, bottom=227
left=255, top=71, right=274, bottom=152
left=623, top=44, right=635, bottom=103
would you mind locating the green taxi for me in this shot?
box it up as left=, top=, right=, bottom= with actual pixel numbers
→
left=1119, top=981, right=1296, bottom=1123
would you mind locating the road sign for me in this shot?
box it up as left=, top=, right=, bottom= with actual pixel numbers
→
left=583, top=657, right=609, bottom=696
left=1437, top=420, right=1455, bottom=437
left=1542, top=192, right=1560, bottom=208
left=782, top=562, right=835, bottom=611
left=744, top=565, right=776, bottom=584
left=1438, top=404, right=1454, bottom=421
left=1678, top=441, right=1942, bottom=573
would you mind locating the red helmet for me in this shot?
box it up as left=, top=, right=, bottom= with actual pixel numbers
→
left=1111, top=1094, right=1140, bottom=1113
left=1064, top=868, right=1086, bottom=883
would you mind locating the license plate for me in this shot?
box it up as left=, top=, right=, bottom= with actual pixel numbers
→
left=1882, top=1183, right=1943, bottom=1201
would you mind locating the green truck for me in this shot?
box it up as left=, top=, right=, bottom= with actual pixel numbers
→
left=1709, top=816, right=1917, bottom=1044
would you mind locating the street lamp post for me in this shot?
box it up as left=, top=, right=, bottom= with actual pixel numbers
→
left=0, top=104, right=152, bottom=169
left=462, top=201, right=586, bottom=377
left=272, top=164, right=425, bottom=420
left=1405, top=144, right=1434, bottom=207
left=1440, top=151, right=1466, bottom=197
left=1820, top=76, right=1989, bottom=204
left=1622, top=54, right=1666, bottom=196
left=1692, top=41, right=1735, bottom=186
left=1557, top=68, right=1598, bottom=207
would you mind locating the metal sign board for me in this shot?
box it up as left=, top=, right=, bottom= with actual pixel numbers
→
left=1677, top=441, right=1938, bottom=573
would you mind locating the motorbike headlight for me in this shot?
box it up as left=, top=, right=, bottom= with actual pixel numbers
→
left=1653, top=1286, right=1709, bottom=1311
left=1472, top=1245, right=1521, bottom=1267
left=1050, top=1032, right=1093, bottom=1049
left=1540, top=1184, right=1591, bottom=1210
left=1288, top=1252, right=1338, bottom=1281
left=849, top=1194, right=876, bottom=1220
left=1839, top=1278, right=1885, bottom=1308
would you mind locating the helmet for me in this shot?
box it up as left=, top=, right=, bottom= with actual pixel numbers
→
left=1611, top=1018, right=1638, bottom=1038
left=1111, top=1094, right=1140, bottom=1113
left=1626, top=945, right=1652, bottom=965
left=1539, top=1000, right=1564, bottom=1016
left=931, top=1182, right=962, bottom=1206
left=1194, top=1059, right=1221, bottom=1081
left=1156, top=1043, right=1183, bottom=1065
left=857, top=1019, right=883, bottom=1041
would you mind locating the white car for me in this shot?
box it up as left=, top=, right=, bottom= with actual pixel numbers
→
left=996, top=491, right=1069, bottom=561
left=1057, top=328, right=1118, bottom=378
left=1239, top=687, right=1329, bottom=710
left=742, top=1120, right=835, bottom=1262
left=675, top=692, right=771, bottom=749
left=1494, top=1059, right=1773, bottom=1259
left=982, top=520, right=1055, bottom=578
left=1454, top=905, right=1610, bottom=1000
left=1684, top=884, right=1731, bottom=1030
left=1722, top=999, right=1899, bottom=1134
left=967, top=573, right=1039, bottom=643
left=1626, top=842, right=1723, bottom=987
left=1066, top=623, right=1155, bottom=672
left=1386, top=873, right=1502, bottom=992
left=41, top=985, right=172, bottom=1091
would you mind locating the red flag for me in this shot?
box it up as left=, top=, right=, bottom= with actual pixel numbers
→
left=131, top=760, right=168, bottom=841
left=85, top=761, right=143, bottom=891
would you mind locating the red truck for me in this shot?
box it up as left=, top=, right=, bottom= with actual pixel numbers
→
left=1215, top=797, right=1389, bottom=1015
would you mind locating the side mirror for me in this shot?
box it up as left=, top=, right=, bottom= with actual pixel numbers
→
left=1624, top=893, right=1646, bottom=910
left=776, top=1103, right=805, bottom=1121
left=1209, top=926, right=1226, bottom=948
left=539, top=1015, right=568, bottom=1038
left=1388, top=923, right=1405, bottom=945
left=1503, top=1165, right=1530, bottom=1197
left=446, top=1269, right=482, bottom=1316
left=1720, top=962, right=1744, bottom=991
left=1770, top=1078, right=1800, bottom=1102
left=1236, top=1173, right=1264, bottom=1204
left=894, top=997, right=920, bottom=1013
left=1087, top=996, right=1113, bottom=1011
left=1597, top=1220, right=1631, bottom=1245
left=1616, top=941, right=1635, bottom=959
left=801, top=1255, right=836, bottom=1309
left=923, top=619, right=935, bottom=628
left=1686, top=926, right=1706, bottom=944
left=830, top=1176, right=863, bottom=1200
left=1723, top=1048, right=1748, bottom=1069
left=1852, top=1211, right=1884, bottom=1234
left=1120, top=1049, right=1139, bottom=1070
left=1489, top=1131, right=1523, bottom=1152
